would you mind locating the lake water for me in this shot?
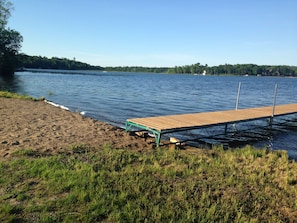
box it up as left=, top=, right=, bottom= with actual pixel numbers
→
left=1, top=70, right=297, bottom=159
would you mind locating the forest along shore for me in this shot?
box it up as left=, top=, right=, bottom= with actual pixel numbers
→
left=0, top=98, right=154, bottom=157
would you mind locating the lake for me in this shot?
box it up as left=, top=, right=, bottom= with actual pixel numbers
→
left=1, top=70, right=297, bottom=159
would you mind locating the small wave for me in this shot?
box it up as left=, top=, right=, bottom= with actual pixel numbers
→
left=44, top=100, right=69, bottom=111
left=80, top=111, right=86, bottom=116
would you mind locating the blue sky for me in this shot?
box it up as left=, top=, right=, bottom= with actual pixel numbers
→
left=7, top=0, right=297, bottom=67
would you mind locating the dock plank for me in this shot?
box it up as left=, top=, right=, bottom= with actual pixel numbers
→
left=126, top=104, right=297, bottom=145
left=127, top=104, right=297, bottom=132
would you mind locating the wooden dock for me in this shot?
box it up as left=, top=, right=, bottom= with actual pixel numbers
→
left=125, top=103, right=297, bottom=146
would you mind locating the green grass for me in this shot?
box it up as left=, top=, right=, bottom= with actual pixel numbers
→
left=0, top=91, right=40, bottom=100
left=1, top=145, right=297, bottom=222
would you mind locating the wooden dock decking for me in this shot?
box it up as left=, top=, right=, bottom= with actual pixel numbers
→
left=125, top=104, right=297, bottom=146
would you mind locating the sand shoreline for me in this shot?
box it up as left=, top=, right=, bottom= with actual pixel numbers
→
left=0, top=97, right=153, bottom=157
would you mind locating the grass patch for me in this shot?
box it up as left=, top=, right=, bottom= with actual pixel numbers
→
left=0, top=91, right=40, bottom=100
left=0, top=145, right=297, bottom=222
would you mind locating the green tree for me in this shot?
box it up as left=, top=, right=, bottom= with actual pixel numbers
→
left=0, top=0, right=12, bottom=28
left=0, top=0, right=22, bottom=77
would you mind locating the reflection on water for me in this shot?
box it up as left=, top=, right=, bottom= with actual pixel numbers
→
left=0, top=75, right=24, bottom=92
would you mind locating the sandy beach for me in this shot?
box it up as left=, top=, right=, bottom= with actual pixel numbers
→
left=0, top=97, right=153, bottom=157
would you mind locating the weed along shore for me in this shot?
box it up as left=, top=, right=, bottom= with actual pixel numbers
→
left=1, top=93, right=297, bottom=222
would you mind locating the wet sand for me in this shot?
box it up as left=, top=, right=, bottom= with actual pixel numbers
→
left=0, top=98, right=153, bottom=157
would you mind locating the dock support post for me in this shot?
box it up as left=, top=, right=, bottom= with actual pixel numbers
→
left=270, top=84, right=278, bottom=126
left=125, top=121, right=132, bottom=132
left=235, top=82, right=241, bottom=110
left=156, top=133, right=161, bottom=147
left=232, top=82, right=242, bottom=131
left=125, top=121, right=162, bottom=147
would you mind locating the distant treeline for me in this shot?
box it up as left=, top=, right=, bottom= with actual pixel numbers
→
left=168, top=63, right=297, bottom=76
left=17, top=54, right=103, bottom=71
left=17, top=54, right=297, bottom=76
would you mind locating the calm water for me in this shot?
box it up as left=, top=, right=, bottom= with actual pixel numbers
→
left=1, top=70, right=297, bottom=158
